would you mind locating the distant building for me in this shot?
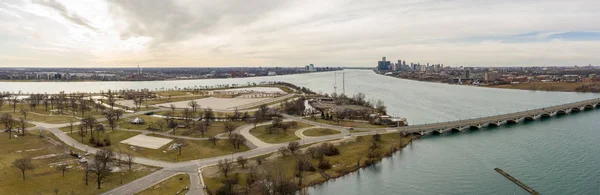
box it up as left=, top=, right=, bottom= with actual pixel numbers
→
left=308, top=64, right=315, bottom=72
left=268, top=71, right=277, bottom=76
left=377, top=56, right=391, bottom=71
left=484, top=71, right=498, bottom=82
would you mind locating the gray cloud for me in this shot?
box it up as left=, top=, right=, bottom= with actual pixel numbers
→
left=107, top=0, right=286, bottom=46
left=32, top=0, right=95, bottom=30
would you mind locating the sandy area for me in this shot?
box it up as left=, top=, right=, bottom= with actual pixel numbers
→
left=157, top=97, right=272, bottom=110
left=120, top=134, right=173, bottom=149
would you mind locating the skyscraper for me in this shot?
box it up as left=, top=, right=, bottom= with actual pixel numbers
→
left=377, top=56, right=391, bottom=71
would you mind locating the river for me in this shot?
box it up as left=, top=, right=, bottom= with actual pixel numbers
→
left=2, top=70, right=599, bottom=194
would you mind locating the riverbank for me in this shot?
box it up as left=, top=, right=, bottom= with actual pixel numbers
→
left=376, top=72, right=600, bottom=93
left=0, top=70, right=342, bottom=83
left=485, top=81, right=600, bottom=93
left=201, top=133, right=413, bottom=194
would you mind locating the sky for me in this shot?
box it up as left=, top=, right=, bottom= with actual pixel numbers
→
left=1, top=0, right=600, bottom=68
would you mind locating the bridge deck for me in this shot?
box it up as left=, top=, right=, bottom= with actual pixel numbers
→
left=398, top=98, right=600, bottom=134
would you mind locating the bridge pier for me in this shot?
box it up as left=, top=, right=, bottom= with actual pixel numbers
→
left=488, top=120, right=506, bottom=127
left=557, top=109, right=571, bottom=115
left=525, top=114, right=541, bottom=121
left=507, top=117, right=524, bottom=124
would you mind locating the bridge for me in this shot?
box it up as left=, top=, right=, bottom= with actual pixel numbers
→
left=399, top=98, right=600, bottom=136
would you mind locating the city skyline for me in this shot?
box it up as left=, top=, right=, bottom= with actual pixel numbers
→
left=1, top=0, right=600, bottom=67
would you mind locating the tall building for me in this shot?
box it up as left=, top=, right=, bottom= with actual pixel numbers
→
left=308, top=64, right=315, bottom=72
left=377, top=56, right=391, bottom=71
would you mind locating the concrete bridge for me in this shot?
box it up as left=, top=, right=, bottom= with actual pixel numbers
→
left=399, top=98, right=600, bottom=136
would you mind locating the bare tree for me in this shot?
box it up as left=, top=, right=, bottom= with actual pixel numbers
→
left=125, top=153, right=135, bottom=171
left=209, top=136, right=218, bottom=146
left=103, top=110, right=117, bottom=131
left=279, top=146, right=290, bottom=157
left=188, top=100, right=199, bottom=113
left=175, top=139, right=185, bottom=156
left=195, top=121, right=207, bottom=137
left=287, top=141, right=300, bottom=155
left=236, top=156, right=248, bottom=168
left=170, top=104, right=176, bottom=113
left=18, top=117, right=26, bottom=136
left=90, top=149, right=114, bottom=189
left=155, top=119, right=166, bottom=132
left=13, top=157, right=35, bottom=180
left=228, top=133, right=246, bottom=149
left=56, top=163, right=68, bottom=177
left=295, top=156, right=313, bottom=187
left=19, top=108, right=27, bottom=120
left=68, top=119, right=75, bottom=134
left=217, top=159, right=233, bottom=177
left=224, top=122, right=237, bottom=135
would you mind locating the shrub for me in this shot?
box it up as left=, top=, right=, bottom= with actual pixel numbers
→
left=319, top=143, right=340, bottom=156
left=318, top=160, right=332, bottom=170
left=103, top=135, right=112, bottom=146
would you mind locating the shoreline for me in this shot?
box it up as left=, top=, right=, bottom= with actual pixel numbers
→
left=376, top=71, right=600, bottom=93
left=302, top=136, right=414, bottom=191
left=0, top=70, right=342, bottom=83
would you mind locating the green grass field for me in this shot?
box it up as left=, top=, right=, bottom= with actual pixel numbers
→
left=138, top=173, right=190, bottom=195
left=249, top=122, right=311, bottom=143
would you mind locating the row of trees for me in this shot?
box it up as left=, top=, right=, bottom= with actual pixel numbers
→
left=1, top=113, right=28, bottom=139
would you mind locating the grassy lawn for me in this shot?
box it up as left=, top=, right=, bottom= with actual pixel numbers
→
left=1, top=104, right=109, bottom=124
left=203, top=134, right=412, bottom=191
left=67, top=129, right=140, bottom=146
left=116, top=115, right=168, bottom=131
left=146, top=134, right=249, bottom=162
left=249, top=122, right=311, bottom=144
left=302, top=128, right=341, bottom=137
left=138, top=173, right=190, bottom=195
left=0, top=131, right=154, bottom=195
left=172, top=121, right=246, bottom=138
left=311, top=118, right=386, bottom=128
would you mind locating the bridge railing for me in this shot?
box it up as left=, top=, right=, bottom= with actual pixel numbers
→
left=400, top=98, right=600, bottom=131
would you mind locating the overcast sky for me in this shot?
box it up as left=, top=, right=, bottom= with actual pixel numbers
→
left=1, top=0, right=600, bottom=68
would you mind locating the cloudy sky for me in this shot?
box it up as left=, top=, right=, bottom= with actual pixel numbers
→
left=1, top=0, right=600, bottom=67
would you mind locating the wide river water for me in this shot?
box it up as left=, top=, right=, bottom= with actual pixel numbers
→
left=2, top=70, right=599, bottom=194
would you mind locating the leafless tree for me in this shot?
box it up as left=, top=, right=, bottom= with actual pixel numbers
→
left=18, top=117, right=26, bottom=136
left=56, top=163, right=68, bottom=177
left=236, top=156, right=248, bottom=168
left=295, top=156, right=313, bottom=187
left=170, top=104, right=176, bottom=113
left=155, top=120, right=166, bottom=132
left=125, top=153, right=135, bottom=171
left=209, top=136, right=218, bottom=146
left=188, top=100, right=199, bottom=113
left=19, top=108, right=27, bottom=120
left=287, top=141, right=300, bottom=155
left=224, top=122, right=237, bottom=135
left=229, top=133, right=246, bottom=149
left=90, top=149, right=114, bottom=189
left=217, top=159, right=233, bottom=177
left=13, top=157, right=35, bottom=180
left=175, top=139, right=185, bottom=156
